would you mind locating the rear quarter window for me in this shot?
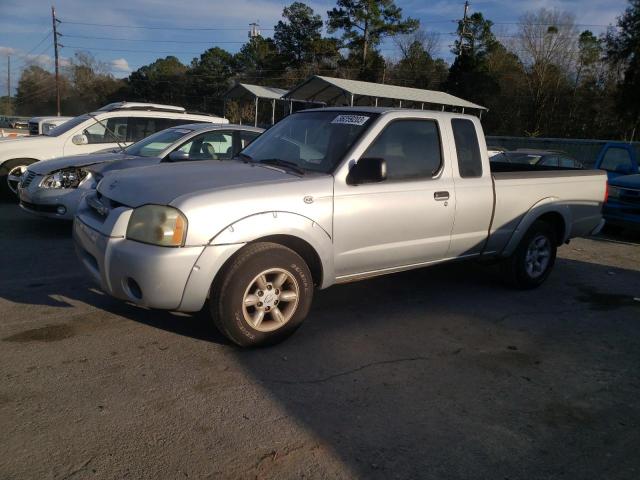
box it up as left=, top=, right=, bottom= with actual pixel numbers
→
left=452, top=119, right=483, bottom=178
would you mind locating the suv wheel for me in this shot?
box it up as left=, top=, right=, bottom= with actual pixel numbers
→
left=501, top=220, right=557, bottom=289
left=210, top=242, right=314, bottom=347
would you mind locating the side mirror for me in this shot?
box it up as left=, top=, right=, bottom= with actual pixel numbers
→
left=167, top=151, right=190, bottom=162
left=71, top=134, right=88, bottom=146
left=346, top=157, right=387, bottom=185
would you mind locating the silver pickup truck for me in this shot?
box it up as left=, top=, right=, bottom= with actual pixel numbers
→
left=73, top=107, right=607, bottom=347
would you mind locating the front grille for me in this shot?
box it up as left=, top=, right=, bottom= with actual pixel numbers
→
left=21, top=171, right=36, bottom=188
left=28, top=122, right=39, bottom=135
left=619, top=188, right=640, bottom=205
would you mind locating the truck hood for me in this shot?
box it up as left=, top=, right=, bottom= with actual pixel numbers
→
left=98, top=160, right=307, bottom=207
left=29, top=152, right=134, bottom=174
left=609, top=174, right=640, bottom=189
left=0, top=135, right=57, bottom=160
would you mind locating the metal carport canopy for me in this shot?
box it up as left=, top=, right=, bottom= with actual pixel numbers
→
left=223, top=83, right=288, bottom=101
left=223, top=83, right=289, bottom=126
left=284, top=75, right=486, bottom=111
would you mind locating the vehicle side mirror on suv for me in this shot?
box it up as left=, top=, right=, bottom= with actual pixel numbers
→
left=71, top=134, right=88, bottom=146
left=346, top=157, right=387, bottom=185
left=167, top=151, right=190, bottom=162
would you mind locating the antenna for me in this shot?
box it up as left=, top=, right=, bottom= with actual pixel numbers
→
left=248, top=21, right=261, bottom=39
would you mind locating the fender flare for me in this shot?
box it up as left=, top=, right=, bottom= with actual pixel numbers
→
left=500, top=197, right=571, bottom=257
left=210, top=211, right=335, bottom=289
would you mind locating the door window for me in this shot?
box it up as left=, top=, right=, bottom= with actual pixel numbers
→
left=240, top=130, right=260, bottom=150
left=451, top=119, right=483, bottom=178
left=83, top=117, right=128, bottom=144
left=538, top=155, right=559, bottom=167
left=600, top=148, right=633, bottom=174
left=362, top=119, right=442, bottom=181
left=176, top=131, right=234, bottom=160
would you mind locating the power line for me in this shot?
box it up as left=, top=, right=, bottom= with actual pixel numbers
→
left=59, top=20, right=274, bottom=31
left=62, top=34, right=247, bottom=44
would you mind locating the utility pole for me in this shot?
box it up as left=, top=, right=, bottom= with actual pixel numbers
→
left=458, top=1, right=470, bottom=58
left=51, top=5, right=61, bottom=116
left=7, top=56, right=10, bottom=110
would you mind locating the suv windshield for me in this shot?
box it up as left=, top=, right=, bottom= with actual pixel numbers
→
left=45, top=114, right=90, bottom=137
left=124, top=127, right=193, bottom=157
left=240, top=111, right=377, bottom=173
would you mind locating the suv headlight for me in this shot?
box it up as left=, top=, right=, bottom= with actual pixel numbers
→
left=40, top=168, right=88, bottom=189
left=126, top=205, right=187, bottom=247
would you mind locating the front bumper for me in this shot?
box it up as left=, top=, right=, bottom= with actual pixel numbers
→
left=18, top=175, right=90, bottom=220
left=603, top=201, right=640, bottom=232
left=73, top=213, right=244, bottom=312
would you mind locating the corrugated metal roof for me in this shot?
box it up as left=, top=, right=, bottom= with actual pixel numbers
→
left=284, top=75, right=486, bottom=111
left=224, top=83, right=288, bottom=100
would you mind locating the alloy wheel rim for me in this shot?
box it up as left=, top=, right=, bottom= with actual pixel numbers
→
left=525, top=234, right=551, bottom=278
left=7, top=165, right=27, bottom=194
left=242, top=268, right=300, bottom=332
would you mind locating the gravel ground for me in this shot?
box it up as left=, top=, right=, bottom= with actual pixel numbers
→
left=0, top=202, right=639, bottom=480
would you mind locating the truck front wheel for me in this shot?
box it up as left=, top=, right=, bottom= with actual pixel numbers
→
left=501, top=220, right=557, bottom=289
left=209, top=242, right=314, bottom=347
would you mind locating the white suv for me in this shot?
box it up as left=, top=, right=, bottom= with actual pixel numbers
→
left=0, top=102, right=227, bottom=196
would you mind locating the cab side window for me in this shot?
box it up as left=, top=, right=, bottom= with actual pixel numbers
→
left=452, top=118, right=483, bottom=178
left=362, top=119, right=442, bottom=181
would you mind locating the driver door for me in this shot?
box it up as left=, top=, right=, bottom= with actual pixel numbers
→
left=332, top=118, right=455, bottom=279
left=63, top=116, right=130, bottom=156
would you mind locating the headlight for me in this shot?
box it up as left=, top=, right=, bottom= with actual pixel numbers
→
left=126, top=205, right=187, bottom=247
left=40, top=168, right=88, bottom=189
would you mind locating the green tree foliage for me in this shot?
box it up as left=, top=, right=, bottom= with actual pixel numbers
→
left=327, top=0, right=418, bottom=71
left=274, top=2, right=323, bottom=67
left=126, top=56, right=187, bottom=105
left=606, top=0, right=640, bottom=139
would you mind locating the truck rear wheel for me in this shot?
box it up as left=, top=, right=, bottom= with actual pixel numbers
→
left=209, top=242, right=314, bottom=347
left=501, top=220, right=557, bottom=289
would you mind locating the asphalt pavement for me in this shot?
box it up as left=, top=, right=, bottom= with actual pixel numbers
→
left=1, top=202, right=639, bottom=479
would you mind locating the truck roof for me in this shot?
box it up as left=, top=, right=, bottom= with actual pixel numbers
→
left=300, top=106, right=480, bottom=119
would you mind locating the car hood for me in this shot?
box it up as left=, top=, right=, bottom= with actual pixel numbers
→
left=98, top=160, right=308, bottom=207
left=29, top=152, right=133, bottom=174
left=609, top=174, right=640, bottom=189
left=0, top=135, right=56, bottom=155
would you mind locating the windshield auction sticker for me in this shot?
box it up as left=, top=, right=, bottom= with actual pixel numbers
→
left=331, top=115, right=370, bottom=126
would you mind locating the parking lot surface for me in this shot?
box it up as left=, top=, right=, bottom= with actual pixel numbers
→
left=1, top=202, right=639, bottom=479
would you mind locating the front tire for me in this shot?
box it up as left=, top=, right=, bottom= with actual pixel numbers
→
left=1, top=159, right=36, bottom=200
left=501, top=220, right=557, bottom=289
left=210, top=242, right=314, bottom=347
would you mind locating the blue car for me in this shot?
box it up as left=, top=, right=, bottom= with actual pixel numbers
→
left=604, top=174, right=640, bottom=231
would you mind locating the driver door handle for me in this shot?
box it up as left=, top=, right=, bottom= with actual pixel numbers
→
left=434, top=191, right=450, bottom=201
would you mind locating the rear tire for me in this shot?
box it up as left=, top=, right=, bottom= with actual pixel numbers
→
left=501, top=220, right=557, bottom=289
left=210, top=242, right=314, bottom=347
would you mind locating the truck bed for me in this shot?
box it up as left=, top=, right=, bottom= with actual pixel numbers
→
left=485, top=162, right=607, bottom=255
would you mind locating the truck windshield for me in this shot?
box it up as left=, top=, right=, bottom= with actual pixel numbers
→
left=240, top=111, right=377, bottom=173
left=45, top=114, right=90, bottom=137
left=124, top=128, right=193, bottom=157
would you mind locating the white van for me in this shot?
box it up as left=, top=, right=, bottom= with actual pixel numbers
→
left=0, top=102, right=227, bottom=196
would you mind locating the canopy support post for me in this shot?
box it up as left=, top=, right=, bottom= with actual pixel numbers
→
left=462, top=107, right=465, bottom=114
left=349, top=93, right=354, bottom=107
left=254, top=97, right=258, bottom=127
left=271, top=99, right=275, bottom=125
left=479, top=110, right=483, bottom=120
left=421, top=103, right=424, bottom=110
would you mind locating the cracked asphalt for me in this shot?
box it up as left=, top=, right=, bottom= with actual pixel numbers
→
left=1, top=202, right=639, bottom=479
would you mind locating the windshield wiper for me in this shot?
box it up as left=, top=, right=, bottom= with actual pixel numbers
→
left=86, top=112, right=126, bottom=153
left=258, top=158, right=305, bottom=175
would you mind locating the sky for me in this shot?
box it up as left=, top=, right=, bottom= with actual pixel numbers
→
left=0, top=0, right=630, bottom=96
